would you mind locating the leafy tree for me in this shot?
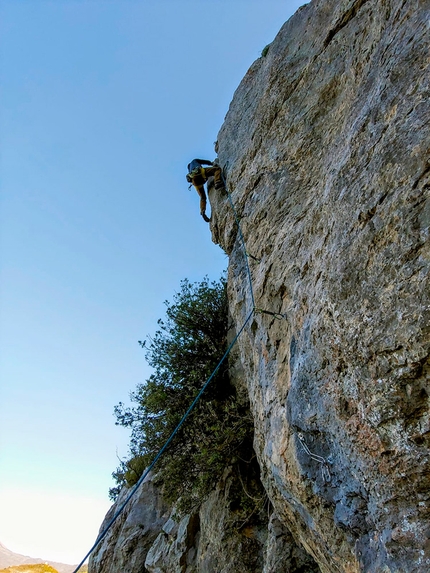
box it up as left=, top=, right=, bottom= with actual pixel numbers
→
left=111, top=275, right=255, bottom=513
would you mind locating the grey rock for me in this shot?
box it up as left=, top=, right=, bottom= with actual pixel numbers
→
left=145, top=513, right=199, bottom=573
left=89, top=467, right=315, bottom=573
left=263, top=513, right=320, bottom=573
left=88, top=473, right=170, bottom=573
left=195, top=467, right=266, bottom=573
left=210, top=0, right=430, bottom=571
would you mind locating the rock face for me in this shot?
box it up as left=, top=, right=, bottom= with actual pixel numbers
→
left=89, top=474, right=170, bottom=573
left=210, top=0, right=430, bottom=571
left=89, top=468, right=319, bottom=573
left=89, top=0, right=429, bottom=572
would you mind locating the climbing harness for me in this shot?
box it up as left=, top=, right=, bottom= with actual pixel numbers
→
left=186, top=166, right=206, bottom=185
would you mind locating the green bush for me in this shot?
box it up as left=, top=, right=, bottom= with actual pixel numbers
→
left=111, top=275, right=255, bottom=513
left=261, top=43, right=271, bottom=57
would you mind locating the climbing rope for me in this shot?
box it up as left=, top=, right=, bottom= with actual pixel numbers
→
left=221, top=172, right=285, bottom=321
left=72, top=168, right=283, bottom=573
left=222, top=174, right=256, bottom=312
left=72, top=309, right=254, bottom=573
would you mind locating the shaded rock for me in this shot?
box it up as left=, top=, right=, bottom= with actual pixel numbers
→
left=262, top=513, right=320, bottom=573
left=89, top=467, right=318, bottom=573
left=145, top=513, right=199, bottom=573
left=195, top=467, right=267, bottom=573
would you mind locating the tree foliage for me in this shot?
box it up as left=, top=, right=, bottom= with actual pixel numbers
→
left=110, top=275, right=255, bottom=513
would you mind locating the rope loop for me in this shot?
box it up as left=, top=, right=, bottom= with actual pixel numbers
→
left=254, top=308, right=287, bottom=320
left=297, top=432, right=331, bottom=483
left=246, top=252, right=261, bottom=263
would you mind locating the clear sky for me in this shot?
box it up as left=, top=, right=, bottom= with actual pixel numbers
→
left=0, top=0, right=305, bottom=565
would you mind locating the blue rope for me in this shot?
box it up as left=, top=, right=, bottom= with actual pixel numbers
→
left=72, top=308, right=254, bottom=573
left=222, top=173, right=286, bottom=321
left=221, top=173, right=256, bottom=312
left=73, top=169, right=257, bottom=572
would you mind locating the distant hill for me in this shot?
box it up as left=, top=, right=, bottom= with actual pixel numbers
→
left=0, top=543, right=85, bottom=573
left=0, top=565, right=59, bottom=573
left=0, top=568, right=87, bottom=573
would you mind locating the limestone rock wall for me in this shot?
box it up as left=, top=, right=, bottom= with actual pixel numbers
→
left=88, top=469, right=318, bottom=573
left=88, top=474, right=170, bottom=573
left=210, top=0, right=430, bottom=571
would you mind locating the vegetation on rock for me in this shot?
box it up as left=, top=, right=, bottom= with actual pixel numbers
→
left=261, top=43, right=270, bottom=57
left=111, top=275, right=257, bottom=514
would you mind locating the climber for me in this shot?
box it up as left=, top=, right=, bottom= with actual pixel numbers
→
left=186, top=158, right=225, bottom=222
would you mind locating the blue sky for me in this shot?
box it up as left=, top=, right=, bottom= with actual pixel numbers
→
left=0, top=0, right=305, bottom=564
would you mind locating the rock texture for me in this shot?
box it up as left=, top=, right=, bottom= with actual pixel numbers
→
left=89, top=0, right=429, bottom=571
left=89, top=468, right=318, bottom=573
left=89, top=474, right=170, bottom=573
left=209, top=0, right=430, bottom=571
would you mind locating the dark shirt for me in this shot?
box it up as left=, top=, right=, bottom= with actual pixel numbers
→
left=187, top=158, right=213, bottom=172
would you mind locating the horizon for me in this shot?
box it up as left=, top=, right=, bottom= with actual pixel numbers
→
left=0, top=538, right=81, bottom=566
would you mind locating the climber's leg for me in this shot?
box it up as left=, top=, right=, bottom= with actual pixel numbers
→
left=194, top=184, right=210, bottom=223
left=205, top=166, right=225, bottom=190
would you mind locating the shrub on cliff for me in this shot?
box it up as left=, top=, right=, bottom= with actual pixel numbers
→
left=110, top=275, right=255, bottom=513
left=261, top=43, right=271, bottom=57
